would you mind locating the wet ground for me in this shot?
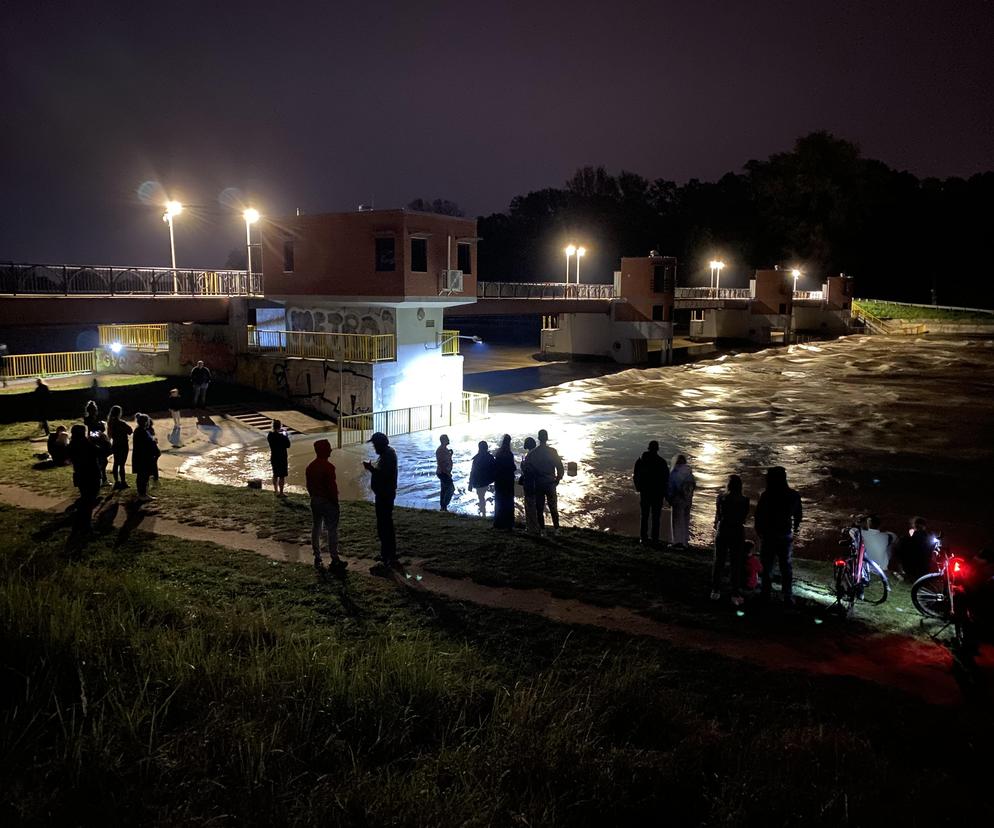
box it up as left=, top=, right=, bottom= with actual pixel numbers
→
left=175, top=335, right=994, bottom=558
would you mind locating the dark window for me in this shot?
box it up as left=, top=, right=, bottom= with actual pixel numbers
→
left=282, top=239, right=294, bottom=273
left=457, top=242, right=472, bottom=274
left=779, top=303, right=787, bottom=315
left=652, top=305, right=664, bottom=321
left=375, top=237, right=396, bottom=272
left=410, top=238, right=428, bottom=272
left=652, top=263, right=675, bottom=294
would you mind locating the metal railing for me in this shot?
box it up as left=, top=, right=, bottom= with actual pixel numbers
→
left=477, top=281, right=616, bottom=300
left=98, top=324, right=169, bottom=351
left=337, top=391, right=490, bottom=448
left=851, top=300, right=927, bottom=336
left=248, top=328, right=396, bottom=363
left=793, top=290, right=825, bottom=301
left=0, top=262, right=263, bottom=296
left=2, top=350, right=95, bottom=379
left=674, top=287, right=752, bottom=300
left=441, top=330, right=460, bottom=355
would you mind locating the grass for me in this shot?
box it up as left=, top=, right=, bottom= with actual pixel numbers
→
left=1, top=501, right=992, bottom=826
left=855, top=299, right=994, bottom=322
left=0, top=374, right=163, bottom=395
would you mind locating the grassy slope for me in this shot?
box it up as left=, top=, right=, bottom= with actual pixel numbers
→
left=856, top=299, right=994, bottom=322
left=2, top=501, right=991, bottom=827
left=0, top=375, right=162, bottom=396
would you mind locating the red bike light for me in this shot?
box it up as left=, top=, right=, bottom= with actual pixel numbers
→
left=950, top=558, right=967, bottom=579
left=834, top=559, right=847, bottom=567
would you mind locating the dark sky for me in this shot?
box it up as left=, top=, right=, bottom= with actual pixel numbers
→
left=2, top=0, right=992, bottom=268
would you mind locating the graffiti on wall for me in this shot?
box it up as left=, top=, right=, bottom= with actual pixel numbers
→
left=288, top=305, right=395, bottom=336
left=95, top=348, right=157, bottom=375
left=178, top=327, right=236, bottom=374
left=263, top=358, right=372, bottom=419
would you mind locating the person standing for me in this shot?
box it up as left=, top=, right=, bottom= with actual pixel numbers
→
left=68, top=424, right=101, bottom=530
left=107, top=405, right=133, bottom=489
left=633, top=441, right=670, bottom=546
left=305, top=439, right=346, bottom=571
left=92, top=420, right=112, bottom=487
left=528, top=429, right=565, bottom=534
left=167, top=388, right=183, bottom=429
left=519, top=436, right=541, bottom=534
left=33, top=378, right=50, bottom=435
left=712, top=475, right=751, bottom=605
left=83, top=400, right=100, bottom=431
left=268, top=419, right=291, bottom=496
left=363, top=431, right=398, bottom=565
left=435, top=434, right=454, bottom=511
left=492, top=434, right=517, bottom=531
left=132, top=413, right=161, bottom=502
left=667, top=454, right=696, bottom=548
left=754, top=466, right=803, bottom=606
left=190, top=360, right=212, bottom=408
left=469, top=440, right=496, bottom=516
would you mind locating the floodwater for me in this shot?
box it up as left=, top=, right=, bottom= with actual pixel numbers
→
left=178, top=336, right=994, bottom=557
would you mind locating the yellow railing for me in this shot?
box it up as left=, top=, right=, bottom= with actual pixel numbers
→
left=248, top=328, right=396, bottom=363
left=441, top=329, right=460, bottom=356
left=98, top=323, right=169, bottom=351
left=337, top=391, right=490, bottom=447
left=2, top=350, right=95, bottom=379
left=851, top=301, right=927, bottom=336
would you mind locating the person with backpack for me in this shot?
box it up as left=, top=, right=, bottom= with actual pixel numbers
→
left=633, top=441, right=670, bottom=546
left=469, top=440, right=496, bottom=517
left=667, top=454, right=696, bottom=548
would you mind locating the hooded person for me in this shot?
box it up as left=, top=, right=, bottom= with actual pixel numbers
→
left=131, top=413, right=161, bottom=502
left=633, top=440, right=670, bottom=546
left=469, top=440, right=497, bottom=516
left=754, top=465, right=803, bottom=605
left=306, top=439, right=346, bottom=571
left=363, top=432, right=398, bottom=565
left=667, top=454, right=696, bottom=547
left=492, top=434, right=517, bottom=531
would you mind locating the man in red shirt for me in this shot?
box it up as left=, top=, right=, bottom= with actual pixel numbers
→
left=305, top=439, right=346, bottom=571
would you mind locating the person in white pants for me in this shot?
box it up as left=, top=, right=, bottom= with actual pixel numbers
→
left=667, top=454, right=696, bottom=547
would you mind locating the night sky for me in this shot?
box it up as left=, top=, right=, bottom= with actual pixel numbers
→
left=2, top=0, right=992, bottom=269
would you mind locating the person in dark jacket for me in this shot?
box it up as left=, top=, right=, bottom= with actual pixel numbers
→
left=107, top=405, right=133, bottom=489
left=754, top=466, right=803, bottom=605
left=33, top=378, right=51, bottom=435
left=527, top=429, right=565, bottom=533
left=469, top=440, right=496, bottom=516
left=91, top=420, right=112, bottom=486
left=898, top=516, right=935, bottom=582
left=492, top=434, right=517, bottom=531
left=190, top=361, right=212, bottom=408
left=268, top=419, right=291, bottom=496
left=712, top=474, right=751, bottom=605
left=306, top=439, right=345, bottom=571
left=132, top=413, right=161, bottom=502
left=633, top=441, right=670, bottom=546
left=83, top=400, right=100, bottom=431
left=363, top=431, right=398, bottom=565
left=519, top=436, right=540, bottom=534
left=68, top=424, right=101, bottom=529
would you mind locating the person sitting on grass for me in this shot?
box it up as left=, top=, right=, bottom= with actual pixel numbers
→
left=46, top=425, right=70, bottom=466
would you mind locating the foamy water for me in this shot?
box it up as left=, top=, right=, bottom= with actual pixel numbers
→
left=179, top=336, right=994, bottom=556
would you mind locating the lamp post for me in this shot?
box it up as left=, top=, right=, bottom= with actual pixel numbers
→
left=243, top=207, right=260, bottom=292
left=575, top=246, right=586, bottom=284
left=709, top=259, right=725, bottom=293
left=564, top=244, right=576, bottom=283
left=790, top=268, right=801, bottom=293
left=162, top=200, right=183, bottom=293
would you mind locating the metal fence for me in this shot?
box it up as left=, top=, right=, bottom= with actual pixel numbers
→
left=248, top=328, right=396, bottom=363
left=2, top=350, right=95, bottom=379
left=793, top=290, right=825, bottom=301
left=441, top=330, right=461, bottom=355
left=337, top=391, right=490, bottom=448
left=674, top=287, right=752, bottom=300
left=0, top=262, right=263, bottom=296
left=98, top=324, right=169, bottom=351
left=477, top=281, right=616, bottom=300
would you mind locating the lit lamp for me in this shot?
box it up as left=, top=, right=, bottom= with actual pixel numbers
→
left=162, top=200, right=183, bottom=292
left=243, top=207, right=260, bottom=288
left=790, top=268, right=801, bottom=292
left=564, top=244, right=576, bottom=283
left=709, top=259, right=725, bottom=291
left=575, top=246, right=586, bottom=284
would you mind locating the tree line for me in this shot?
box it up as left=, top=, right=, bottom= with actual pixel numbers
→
left=472, top=132, right=994, bottom=308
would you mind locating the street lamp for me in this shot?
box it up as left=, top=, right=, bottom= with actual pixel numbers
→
left=709, top=259, right=725, bottom=292
left=564, top=244, right=576, bottom=283
left=575, top=246, right=586, bottom=284
left=162, top=200, right=183, bottom=292
left=243, top=207, right=260, bottom=290
left=790, top=268, right=801, bottom=292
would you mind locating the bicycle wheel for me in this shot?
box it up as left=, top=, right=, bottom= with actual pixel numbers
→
left=911, top=573, right=950, bottom=619
left=834, top=564, right=856, bottom=613
left=860, top=560, right=890, bottom=605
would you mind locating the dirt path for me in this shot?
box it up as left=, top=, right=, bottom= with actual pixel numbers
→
left=0, top=484, right=982, bottom=706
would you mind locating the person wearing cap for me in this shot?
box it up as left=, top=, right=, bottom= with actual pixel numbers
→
left=306, top=439, right=346, bottom=571
left=363, top=432, right=399, bottom=564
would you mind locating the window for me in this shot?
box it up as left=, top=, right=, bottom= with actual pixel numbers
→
left=375, top=237, right=396, bottom=272
left=457, top=242, right=472, bottom=274
left=652, top=263, right=674, bottom=294
left=652, top=305, right=664, bottom=321
left=282, top=239, right=294, bottom=273
left=410, top=238, right=428, bottom=273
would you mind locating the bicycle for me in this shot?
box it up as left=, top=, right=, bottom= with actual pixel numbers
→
left=910, top=536, right=971, bottom=648
left=833, top=524, right=890, bottom=615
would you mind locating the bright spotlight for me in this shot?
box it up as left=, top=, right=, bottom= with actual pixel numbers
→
left=565, top=244, right=577, bottom=256
left=791, top=268, right=801, bottom=278
left=576, top=246, right=586, bottom=257
left=164, top=200, right=183, bottom=217
left=243, top=207, right=260, bottom=224
left=110, top=342, right=123, bottom=354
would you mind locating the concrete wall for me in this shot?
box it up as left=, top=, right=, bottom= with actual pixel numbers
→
left=286, top=304, right=397, bottom=335
left=541, top=312, right=672, bottom=364
left=618, top=255, right=676, bottom=321
left=234, top=354, right=373, bottom=419
left=792, top=306, right=852, bottom=335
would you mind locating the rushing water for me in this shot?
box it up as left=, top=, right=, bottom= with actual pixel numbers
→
left=179, top=336, right=994, bottom=557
